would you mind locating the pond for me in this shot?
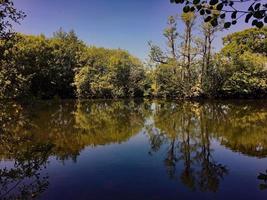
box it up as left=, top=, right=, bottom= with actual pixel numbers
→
left=0, top=99, right=267, bottom=200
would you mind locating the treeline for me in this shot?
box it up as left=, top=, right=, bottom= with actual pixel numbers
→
left=0, top=29, right=148, bottom=99
left=0, top=30, right=85, bottom=99
left=148, top=13, right=267, bottom=99
left=0, top=22, right=267, bottom=100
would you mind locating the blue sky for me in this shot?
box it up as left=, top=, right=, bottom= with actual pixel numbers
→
left=13, top=0, right=250, bottom=61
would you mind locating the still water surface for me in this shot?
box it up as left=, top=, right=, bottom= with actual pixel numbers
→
left=0, top=99, right=267, bottom=200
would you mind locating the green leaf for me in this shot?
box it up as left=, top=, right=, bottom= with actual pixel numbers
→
left=209, top=0, right=218, bottom=6
left=204, top=16, right=212, bottom=22
left=206, top=9, right=211, bottom=14
left=256, top=21, right=264, bottom=28
left=232, top=20, right=237, bottom=25
left=211, top=18, right=218, bottom=27
left=216, top=3, right=223, bottom=10
left=254, top=3, right=261, bottom=10
left=224, top=22, right=231, bottom=28
left=231, top=11, right=237, bottom=19
left=183, top=6, right=190, bottom=13
left=200, top=9, right=205, bottom=15
left=245, top=13, right=253, bottom=23
left=196, top=5, right=202, bottom=10
left=190, top=6, right=195, bottom=12
left=253, top=11, right=264, bottom=19
left=220, top=13, right=226, bottom=19
left=252, top=19, right=258, bottom=26
left=248, top=4, right=254, bottom=11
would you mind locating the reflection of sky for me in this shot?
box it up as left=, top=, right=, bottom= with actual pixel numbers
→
left=40, top=133, right=267, bottom=199
left=13, top=0, right=251, bottom=61
left=1, top=99, right=267, bottom=199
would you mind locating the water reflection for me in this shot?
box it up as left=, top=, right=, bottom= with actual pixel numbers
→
left=147, top=102, right=228, bottom=192
left=75, top=100, right=146, bottom=146
left=0, top=100, right=267, bottom=199
left=0, top=102, right=52, bottom=199
left=258, top=170, right=267, bottom=190
left=212, top=102, right=267, bottom=158
left=0, top=100, right=146, bottom=199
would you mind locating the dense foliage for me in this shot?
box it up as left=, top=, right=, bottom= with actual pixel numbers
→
left=212, top=27, right=267, bottom=97
left=74, top=48, right=147, bottom=98
left=0, top=30, right=86, bottom=99
left=0, top=25, right=266, bottom=99
left=170, top=0, right=267, bottom=29
left=0, top=30, right=147, bottom=99
left=148, top=14, right=267, bottom=99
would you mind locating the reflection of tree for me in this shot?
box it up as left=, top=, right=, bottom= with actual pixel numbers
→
left=0, top=143, right=51, bottom=200
left=211, top=101, right=267, bottom=158
left=74, top=100, right=145, bottom=146
left=147, top=100, right=267, bottom=192
left=1, top=99, right=267, bottom=197
left=147, top=101, right=228, bottom=192
left=0, top=100, right=146, bottom=198
left=0, top=100, right=146, bottom=159
left=0, top=103, right=52, bottom=199
left=197, top=119, right=227, bottom=192
left=257, top=170, right=267, bottom=190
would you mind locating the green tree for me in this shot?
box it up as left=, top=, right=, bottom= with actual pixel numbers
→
left=48, top=29, right=87, bottom=98
left=153, top=61, right=185, bottom=98
left=221, top=26, right=267, bottom=56
left=164, top=16, right=179, bottom=59
left=74, top=48, right=146, bottom=99
left=219, top=27, right=267, bottom=97
left=180, top=12, right=197, bottom=81
left=0, top=30, right=87, bottom=99
left=149, top=13, right=200, bottom=98
left=200, top=21, right=222, bottom=86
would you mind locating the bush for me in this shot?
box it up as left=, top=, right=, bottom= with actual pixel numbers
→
left=74, top=48, right=146, bottom=99
left=153, top=63, right=185, bottom=98
left=221, top=53, right=267, bottom=97
left=0, top=31, right=86, bottom=99
left=203, top=27, right=267, bottom=98
left=0, top=60, right=31, bottom=99
left=153, top=60, right=200, bottom=99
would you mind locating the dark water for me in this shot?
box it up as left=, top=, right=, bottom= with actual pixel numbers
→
left=0, top=99, right=267, bottom=200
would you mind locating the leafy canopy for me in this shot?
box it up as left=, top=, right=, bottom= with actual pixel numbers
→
left=0, top=0, right=26, bottom=38
left=170, top=0, right=267, bottom=29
